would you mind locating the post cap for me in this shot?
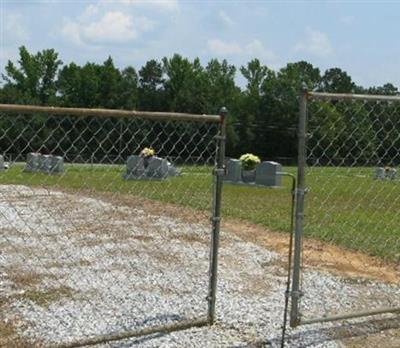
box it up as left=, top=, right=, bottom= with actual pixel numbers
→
left=219, top=106, right=228, bottom=116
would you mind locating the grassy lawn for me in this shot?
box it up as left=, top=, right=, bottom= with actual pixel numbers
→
left=0, top=164, right=399, bottom=262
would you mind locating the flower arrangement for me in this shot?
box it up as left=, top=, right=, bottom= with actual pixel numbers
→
left=239, top=153, right=261, bottom=171
left=140, top=147, right=155, bottom=158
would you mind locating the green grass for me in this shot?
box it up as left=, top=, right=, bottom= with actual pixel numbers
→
left=1, top=164, right=399, bottom=262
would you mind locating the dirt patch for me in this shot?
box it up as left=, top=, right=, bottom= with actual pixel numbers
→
left=2, top=267, right=76, bottom=309
left=223, top=220, right=400, bottom=284
left=344, top=329, right=400, bottom=348
left=57, top=187, right=209, bottom=226
left=8, top=270, right=46, bottom=289
left=0, top=320, right=34, bottom=348
left=16, top=286, right=74, bottom=307
left=323, top=316, right=400, bottom=348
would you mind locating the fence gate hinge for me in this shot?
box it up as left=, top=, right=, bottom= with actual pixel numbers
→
left=291, top=290, right=304, bottom=299
left=214, top=135, right=226, bottom=141
left=295, top=188, right=309, bottom=196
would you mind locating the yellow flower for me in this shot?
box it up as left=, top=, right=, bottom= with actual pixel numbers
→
left=239, top=153, right=260, bottom=170
left=140, top=147, right=155, bottom=157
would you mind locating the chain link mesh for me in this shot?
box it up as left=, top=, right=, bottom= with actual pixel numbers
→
left=0, top=107, right=220, bottom=346
left=298, top=94, right=400, bottom=322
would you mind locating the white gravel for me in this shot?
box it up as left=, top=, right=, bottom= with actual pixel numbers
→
left=0, top=185, right=399, bottom=347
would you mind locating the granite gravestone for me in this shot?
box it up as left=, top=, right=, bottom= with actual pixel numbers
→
left=25, top=153, right=40, bottom=172
left=387, top=168, right=397, bottom=180
left=41, top=155, right=52, bottom=173
left=374, top=167, right=385, bottom=180
left=124, top=155, right=145, bottom=179
left=146, top=157, right=169, bottom=179
left=50, top=156, right=64, bottom=174
left=25, top=153, right=64, bottom=174
left=224, top=159, right=242, bottom=183
left=255, top=161, right=282, bottom=187
left=124, top=155, right=176, bottom=180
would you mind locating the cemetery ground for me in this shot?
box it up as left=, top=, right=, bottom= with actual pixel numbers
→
left=0, top=164, right=399, bottom=347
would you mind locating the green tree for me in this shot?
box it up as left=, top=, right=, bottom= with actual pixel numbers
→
left=138, top=59, right=164, bottom=111
left=368, top=83, right=398, bottom=95
left=2, top=46, right=62, bottom=105
left=237, top=59, right=273, bottom=154
left=57, top=62, right=101, bottom=107
left=119, top=66, right=139, bottom=110
left=98, top=57, right=122, bottom=109
left=320, top=68, right=355, bottom=93
left=205, top=58, right=240, bottom=154
left=259, top=61, right=322, bottom=159
left=162, top=54, right=208, bottom=113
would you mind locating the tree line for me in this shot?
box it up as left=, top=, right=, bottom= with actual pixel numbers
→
left=1, top=46, right=399, bottom=163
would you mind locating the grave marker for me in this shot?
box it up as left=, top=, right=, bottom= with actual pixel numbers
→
left=255, top=161, right=282, bottom=187
left=224, top=159, right=242, bottom=183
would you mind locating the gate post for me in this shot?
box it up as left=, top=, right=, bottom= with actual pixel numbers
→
left=290, top=85, right=308, bottom=327
left=208, top=106, right=227, bottom=324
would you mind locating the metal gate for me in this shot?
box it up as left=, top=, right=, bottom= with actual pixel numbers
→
left=290, top=88, right=400, bottom=327
left=0, top=104, right=226, bottom=347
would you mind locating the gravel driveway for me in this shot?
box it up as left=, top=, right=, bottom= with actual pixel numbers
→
left=0, top=185, right=399, bottom=347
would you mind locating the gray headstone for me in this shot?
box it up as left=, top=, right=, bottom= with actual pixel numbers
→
left=255, top=161, right=282, bottom=187
left=0, top=155, right=4, bottom=170
left=25, top=153, right=40, bottom=172
left=50, top=156, right=64, bottom=174
left=126, top=155, right=144, bottom=176
left=388, top=168, right=397, bottom=180
left=224, top=159, right=241, bottom=182
left=41, top=155, right=52, bottom=173
left=37, top=154, right=44, bottom=172
left=145, top=157, right=168, bottom=179
left=167, top=163, right=179, bottom=176
left=374, top=167, right=385, bottom=180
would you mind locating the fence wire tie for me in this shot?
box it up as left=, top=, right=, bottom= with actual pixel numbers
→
left=210, top=216, right=221, bottom=223
left=213, top=168, right=225, bottom=177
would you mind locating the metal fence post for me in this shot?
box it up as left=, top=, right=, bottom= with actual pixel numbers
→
left=208, top=106, right=227, bottom=324
left=290, top=85, right=308, bottom=327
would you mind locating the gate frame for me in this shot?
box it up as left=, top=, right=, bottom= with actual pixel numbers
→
left=290, top=88, right=400, bottom=327
left=0, top=103, right=227, bottom=347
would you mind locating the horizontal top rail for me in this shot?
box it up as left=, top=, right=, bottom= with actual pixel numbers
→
left=308, top=91, right=400, bottom=103
left=0, top=104, right=221, bottom=123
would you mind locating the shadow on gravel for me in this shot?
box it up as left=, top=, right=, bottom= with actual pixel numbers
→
left=109, top=333, right=166, bottom=348
left=267, top=315, right=400, bottom=348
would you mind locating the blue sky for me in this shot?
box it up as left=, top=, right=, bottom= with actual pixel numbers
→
left=1, top=0, right=400, bottom=89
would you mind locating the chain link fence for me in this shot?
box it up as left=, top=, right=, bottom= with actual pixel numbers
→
left=0, top=104, right=226, bottom=347
left=290, top=90, right=400, bottom=326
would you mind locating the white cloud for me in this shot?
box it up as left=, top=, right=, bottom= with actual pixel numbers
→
left=3, top=13, right=29, bottom=44
left=340, top=15, right=355, bottom=25
left=219, top=10, right=234, bottom=26
left=207, top=39, right=242, bottom=56
left=83, top=11, right=137, bottom=43
left=134, top=16, right=156, bottom=32
left=80, top=4, right=100, bottom=20
left=294, top=28, right=333, bottom=57
left=207, top=38, right=278, bottom=65
left=246, top=39, right=277, bottom=61
left=62, top=8, right=156, bottom=46
left=119, top=0, right=179, bottom=11
left=62, top=22, right=84, bottom=46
